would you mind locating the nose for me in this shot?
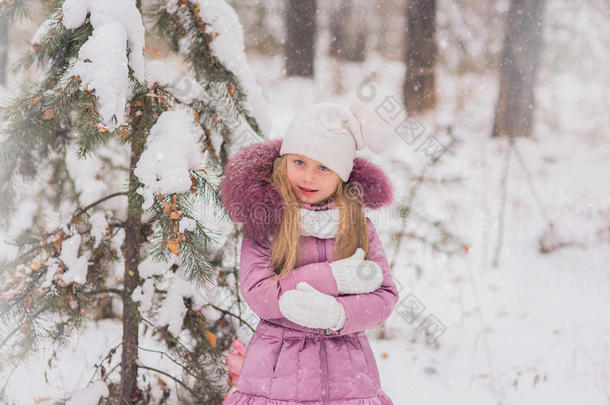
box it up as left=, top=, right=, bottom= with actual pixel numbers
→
left=302, top=166, right=316, bottom=184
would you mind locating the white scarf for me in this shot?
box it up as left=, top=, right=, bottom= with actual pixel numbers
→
left=299, top=208, right=340, bottom=239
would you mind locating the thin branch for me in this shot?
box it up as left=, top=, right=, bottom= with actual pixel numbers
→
left=138, top=364, right=202, bottom=400
left=0, top=304, right=50, bottom=351
left=140, top=316, right=196, bottom=357
left=208, top=303, right=255, bottom=333
left=388, top=129, right=460, bottom=269
left=82, top=288, right=125, bottom=298
left=87, top=342, right=123, bottom=385
left=491, top=137, right=512, bottom=267
left=10, top=192, right=128, bottom=261
left=469, top=137, right=508, bottom=397
left=0, top=361, right=19, bottom=398
left=72, top=191, right=128, bottom=219
left=408, top=174, right=465, bottom=184
left=137, top=345, right=199, bottom=381
left=511, top=139, right=553, bottom=224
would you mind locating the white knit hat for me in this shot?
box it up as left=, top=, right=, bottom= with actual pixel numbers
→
left=279, top=101, right=395, bottom=181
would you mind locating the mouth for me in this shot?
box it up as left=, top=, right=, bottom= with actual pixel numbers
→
left=298, top=186, right=318, bottom=194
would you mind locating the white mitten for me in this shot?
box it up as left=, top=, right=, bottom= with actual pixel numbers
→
left=330, top=248, right=384, bottom=294
left=278, top=282, right=346, bottom=330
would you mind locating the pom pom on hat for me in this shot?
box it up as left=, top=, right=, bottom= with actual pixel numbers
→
left=348, top=97, right=401, bottom=156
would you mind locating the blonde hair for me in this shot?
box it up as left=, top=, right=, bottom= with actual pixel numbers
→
left=269, top=155, right=369, bottom=281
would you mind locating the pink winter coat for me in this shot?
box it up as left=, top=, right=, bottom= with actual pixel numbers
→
left=219, top=139, right=399, bottom=404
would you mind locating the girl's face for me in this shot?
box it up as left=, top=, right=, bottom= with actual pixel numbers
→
left=286, top=153, right=342, bottom=205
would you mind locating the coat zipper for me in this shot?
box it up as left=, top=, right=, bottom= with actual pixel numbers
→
left=272, top=340, right=284, bottom=375
left=272, top=329, right=285, bottom=375
left=316, top=235, right=329, bottom=404
left=321, top=337, right=328, bottom=404
left=316, top=236, right=327, bottom=262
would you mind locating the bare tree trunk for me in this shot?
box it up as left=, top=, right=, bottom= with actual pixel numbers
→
left=329, top=0, right=348, bottom=60
left=403, top=0, right=437, bottom=114
left=492, top=0, right=547, bottom=138
left=349, top=25, right=367, bottom=62
left=0, top=17, right=8, bottom=85
left=285, top=0, right=317, bottom=77
left=329, top=0, right=368, bottom=63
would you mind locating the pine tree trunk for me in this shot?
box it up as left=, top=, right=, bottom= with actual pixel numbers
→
left=403, top=0, right=437, bottom=114
left=285, top=0, right=317, bottom=77
left=492, top=0, right=547, bottom=138
left=119, top=140, right=145, bottom=403
left=119, top=3, right=143, bottom=400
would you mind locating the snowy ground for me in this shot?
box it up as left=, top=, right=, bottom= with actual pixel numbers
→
left=2, top=38, right=609, bottom=405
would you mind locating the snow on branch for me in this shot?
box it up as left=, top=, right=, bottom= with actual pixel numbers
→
left=61, top=0, right=145, bottom=128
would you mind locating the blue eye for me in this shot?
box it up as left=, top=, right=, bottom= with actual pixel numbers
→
left=295, top=159, right=304, bottom=166
left=320, top=166, right=328, bottom=171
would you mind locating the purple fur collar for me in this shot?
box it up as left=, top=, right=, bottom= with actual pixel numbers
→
left=219, top=139, right=393, bottom=246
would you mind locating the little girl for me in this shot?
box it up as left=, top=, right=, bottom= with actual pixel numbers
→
left=220, top=102, right=399, bottom=404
